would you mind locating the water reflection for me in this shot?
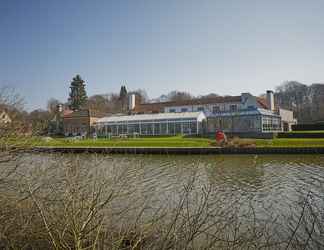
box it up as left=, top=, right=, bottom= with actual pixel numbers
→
left=10, top=153, right=324, bottom=248
left=19, top=153, right=324, bottom=211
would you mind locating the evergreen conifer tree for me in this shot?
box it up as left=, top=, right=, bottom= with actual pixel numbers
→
left=68, top=75, right=88, bottom=110
left=119, top=85, right=128, bottom=112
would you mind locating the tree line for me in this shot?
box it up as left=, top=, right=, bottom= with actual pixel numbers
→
left=1, top=76, right=324, bottom=136
left=275, top=81, right=324, bottom=123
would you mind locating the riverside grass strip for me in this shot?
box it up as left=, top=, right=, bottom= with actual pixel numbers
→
left=34, top=136, right=324, bottom=148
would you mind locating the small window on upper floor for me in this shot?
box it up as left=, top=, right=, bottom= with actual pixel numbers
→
left=230, top=105, right=237, bottom=112
left=169, top=109, right=176, bottom=113
left=181, top=108, right=188, bottom=112
left=197, top=107, right=204, bottom=111
left=212, top=106, right=220, bottom=113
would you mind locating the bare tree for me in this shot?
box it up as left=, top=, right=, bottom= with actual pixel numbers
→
left=167, top=90, right=193, bottom=102
left=0, top=85, right=25, bottom=111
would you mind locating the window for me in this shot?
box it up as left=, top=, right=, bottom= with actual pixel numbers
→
left=230, top=105, right=237, bottom=112
left=169, top=109, right=176, bottom=113
left=197, top=107, right=204, bottom=111
left=249, top=119, right=254, bottom=129
left=248, top=105, right=255, bottom=110
left=181, top=108, right=188, bottom=112
left=212, top=106, right=220, bottom=113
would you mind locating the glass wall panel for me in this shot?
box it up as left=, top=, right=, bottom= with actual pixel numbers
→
left=154, top=123, right=160, bottom=135
left=96, top=117, right=204, bottom=136
left=168, top=122, right=175, bottom=135
left=190, top=122, right=197, bottom=134
left=175, top=123, right=182, bottom=134
left=182, top=122, right=191, bottom=134
left=161, top=123, right=168, bottom=135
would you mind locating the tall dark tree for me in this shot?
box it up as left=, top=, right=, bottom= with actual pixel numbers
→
left=68, top=75, right=88, bottom=110
left=119, top=85, right=128, bottom=112
left=119, top=85, right=127, bottom=99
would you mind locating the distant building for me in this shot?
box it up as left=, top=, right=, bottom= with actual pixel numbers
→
left=63, top=110, right=98, bottom=137
left=0, top=109, right=11, bottom=125
left=279, top=108, right=297, bottom=131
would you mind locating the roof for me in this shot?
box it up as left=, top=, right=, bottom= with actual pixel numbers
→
left=207, top=108, right=280, bottom=118
left=63, top=110, right=89, bottom=118
left=135, top=96, right=242, bottom=113
left=96, top=112, right=206, bottom=124
left=63, top=109, right=98, bottom=118
left=256, top=98, right=268, bottom=109
left=63, top=109, right=73, bottom=117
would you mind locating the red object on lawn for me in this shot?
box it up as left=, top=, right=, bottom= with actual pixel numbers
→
left=216, top=130, right=225, bottom=143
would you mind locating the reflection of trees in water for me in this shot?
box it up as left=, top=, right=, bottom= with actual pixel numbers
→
left=204, top=155, right=266, bottom=191
left=1, top=152, right=324, bottom=249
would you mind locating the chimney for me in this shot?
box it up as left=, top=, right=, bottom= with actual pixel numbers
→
left=266, top=90, right=275, bottom=111
left=57, top=104, right=63, bottom=113
left=128, top=94, right=136, bottom=111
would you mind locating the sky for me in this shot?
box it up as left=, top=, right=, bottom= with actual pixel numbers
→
left=1, top=0, right=324, bottom=111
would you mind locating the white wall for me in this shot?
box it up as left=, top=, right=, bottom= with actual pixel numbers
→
left=165, top=102, right=246, bottom=113
left=279, top=108, right=295, bottom=123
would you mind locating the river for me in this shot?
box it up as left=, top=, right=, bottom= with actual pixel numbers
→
left=8, top=153, right=324, bottom=248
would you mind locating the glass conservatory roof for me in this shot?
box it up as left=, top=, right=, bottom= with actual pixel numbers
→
left=96, top=111, right=206, bottom=124
left=206, top=108, right=280, bottom=117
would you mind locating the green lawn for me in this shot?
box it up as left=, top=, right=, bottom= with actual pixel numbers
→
left=281, top=130, right=324, bottom=134
left=256, top=138, right=324, bottom=147
left=5, top=135, right=324, bottom=149
left=37, top=136, right=213, bottom=148
left=41, top=137, right=324, bottom=148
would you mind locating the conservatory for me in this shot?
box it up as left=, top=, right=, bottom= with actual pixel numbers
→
left=206, top=108, right=282, bottom=133
left=95, top=112, right=206, bottom=137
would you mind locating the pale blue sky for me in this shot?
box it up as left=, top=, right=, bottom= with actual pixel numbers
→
left=1, top=0, right=324, bottom=110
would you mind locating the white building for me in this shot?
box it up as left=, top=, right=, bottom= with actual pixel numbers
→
left=130, top=90, right=295, bottom=135
left=163, top=93, right=263, bottom=113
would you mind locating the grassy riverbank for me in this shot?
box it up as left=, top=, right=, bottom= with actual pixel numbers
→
left=255, top=138, right=324, bottom=147
left=31, top=136, right=324, bottom=148
left=36, top=136, right=213, bottom=147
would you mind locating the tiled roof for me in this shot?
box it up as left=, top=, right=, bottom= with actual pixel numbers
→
left=63, top=109, right=90, bottom=118
left=63, top=109, right=73, bottom=117
left=63, top=109, right=101, bottom=118
left=135, top=96, right=242, bottom=113
left=256, top=98, right=268, bottom=109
